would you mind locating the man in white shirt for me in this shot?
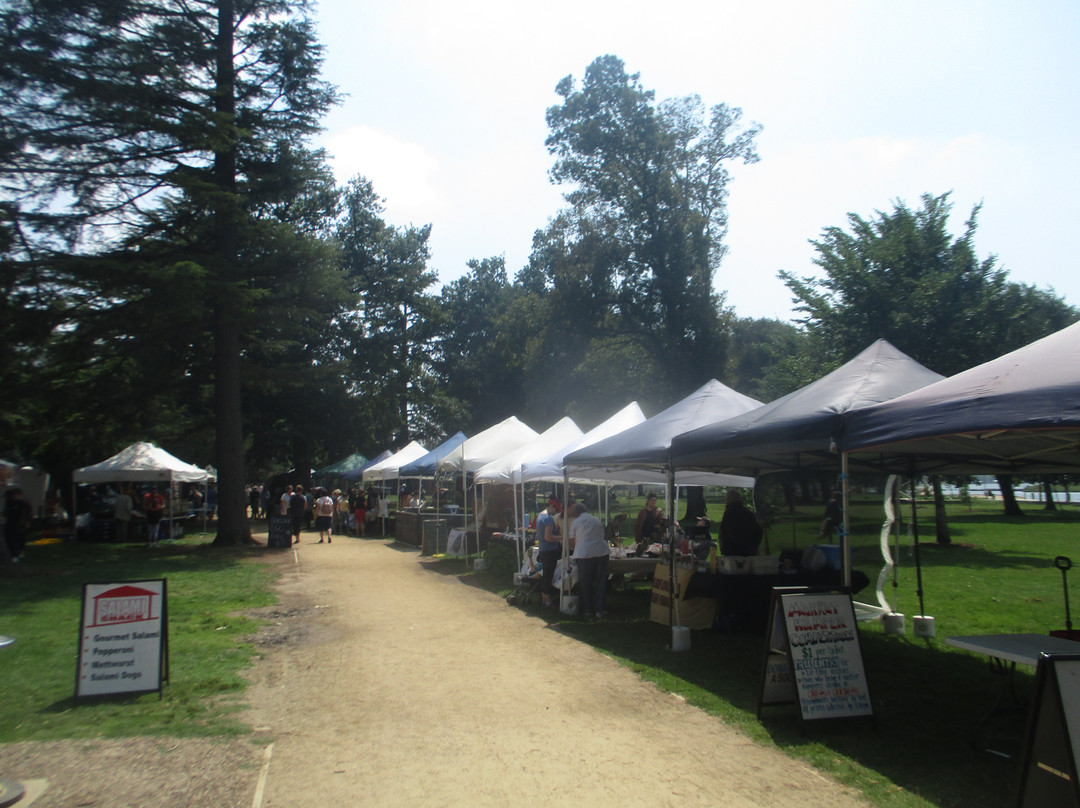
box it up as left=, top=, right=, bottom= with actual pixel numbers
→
left=568, top=502, right=610, bottom=618
left=280, top=485, right=292, bottom=516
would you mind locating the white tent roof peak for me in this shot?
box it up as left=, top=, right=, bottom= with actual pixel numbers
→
left=519, top=402, right=647, bottom=484
left=361, top=441, right=428, bottom=482
left=474, top=417, right=584, bottom=484
left=436, top=416, right=539, bottom=474
left=73, top=441, right=212, bottom=483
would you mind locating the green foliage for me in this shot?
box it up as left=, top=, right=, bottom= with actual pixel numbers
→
left=539, top=55, right=761, bottom=402
left=781, top=193, right=1077, bottom=374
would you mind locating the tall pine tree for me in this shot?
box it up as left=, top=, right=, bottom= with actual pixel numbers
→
left=0, top=0, right=338, bottom=543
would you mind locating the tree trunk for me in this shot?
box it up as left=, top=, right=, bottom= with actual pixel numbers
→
left=996, top=474, right=1024, bottom=517
left=211, top=0, right=253, bottom=546
left=1043, top=478, right=1057, bottom=511
left=932, top=476, right=951, bottom=544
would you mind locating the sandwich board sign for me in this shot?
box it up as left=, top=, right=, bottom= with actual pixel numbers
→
left=759, top=587, right=873, bottom=722
left=1016, top=654, right=1080, bottom=808
left=76, top=579, right=168, bottom=699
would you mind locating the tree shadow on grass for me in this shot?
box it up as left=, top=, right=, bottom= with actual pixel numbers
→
left=0, top=540, right=269, bottom=610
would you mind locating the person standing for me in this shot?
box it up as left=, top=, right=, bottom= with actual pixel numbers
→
left=3, top=488, right=33, bottom=563
left=113, top=487, right=134, bottom=542
left=718, top=489, right=763, bottom=556
left=280, top=485, right=293, bottom=516
left=143, top=488, right=165, bottom=546
left=314, top=489, right=335, bottom=543
left=289, top=485, right=306, bottom=544
left=633, top=493, right=663, bottom=553
left=249, top=484, right=262, bottom=519
left=536, top=499, right=562, bottom=609
left=568, top=502, right=610, bottom=618
left=354, top=488, right=368, bottom=538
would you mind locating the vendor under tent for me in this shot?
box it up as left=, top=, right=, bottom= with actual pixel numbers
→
left=518, top=402, right=649, bottom=563
left=475, top=417, right=584, bottom=567
left=72, top=441, right=215, bottom=539
left=436, top=416, right=538, bottom=561
left=668, top=340, right=943, bottom=604
left=562, top=380, right=761, bottom=625
left=840, top=322, right=1080, bottom=625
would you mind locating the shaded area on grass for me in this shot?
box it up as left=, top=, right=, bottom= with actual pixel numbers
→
left=0, top=536, right=278, bottom=742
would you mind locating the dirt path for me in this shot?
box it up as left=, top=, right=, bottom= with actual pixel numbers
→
left=242, top=536, right=868, bottom=808
left=0, top=535, right=871, bottom=807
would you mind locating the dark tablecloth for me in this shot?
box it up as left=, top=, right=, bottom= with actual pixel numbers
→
left=683, top=569, right=870, bottom=633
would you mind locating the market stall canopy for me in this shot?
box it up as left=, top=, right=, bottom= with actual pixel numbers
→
left=73, top=442, right=213, bottom=483
left=474, top=417, right=583, bottom=485
left=436, top=417, right=538, bottom=474
left=397, top=432, right=468, bottom=478
left=563, top=380, right=760, bottom=487
left=668, top=340, right=944, bottom=476
left=520, top=402, right=647, bottom=484
left=337, top=451, right=392, bottom=481
left=316, top=452, right=369, bottom=477
left=361, top=441, right=429, bottom=483
left=842, top=321, right=1080, bottom=475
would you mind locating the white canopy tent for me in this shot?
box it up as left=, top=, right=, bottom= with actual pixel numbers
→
left=436, top=416, right=538, bottom=561
left=72, top=442, right=214, bottom=538
left=435, top=416, right=538, bottom=475
left=360, top=441, right=428, bottom=483
left=73, top=442, right=213, bottom=484
left=474, top=417, right=583, bottom=486
left=519, top=402, right=647, bottom=485
left=475, top=417, right=584, bottom=567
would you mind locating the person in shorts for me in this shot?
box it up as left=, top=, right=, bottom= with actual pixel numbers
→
left=315, top=488, right=335, bottom=543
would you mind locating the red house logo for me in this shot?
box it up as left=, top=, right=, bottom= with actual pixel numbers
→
left=91, top=585, right=157, bottom=626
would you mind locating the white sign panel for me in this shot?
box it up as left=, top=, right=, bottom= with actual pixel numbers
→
left=76, top=579, right=167, bottom=698
left=781, top=592, right=873, bottom=720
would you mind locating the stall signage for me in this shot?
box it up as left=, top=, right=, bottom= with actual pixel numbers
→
left=267, top=513, right=292, bottom=548
left=1016, top=654, right=1080, bottom=808
left=76, top=579, right=168, bottom=699
left=759, top=588, right=872, bottom=721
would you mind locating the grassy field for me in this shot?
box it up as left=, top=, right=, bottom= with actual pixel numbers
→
left=0, top=537, right=276, bottom=741
left=2, top=495, right=1078, bottom=808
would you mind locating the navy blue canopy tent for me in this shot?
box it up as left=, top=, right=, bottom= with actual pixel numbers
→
left=668, top=340, right=944, bottom=476
left=841, top=321, right=1080, bottom=475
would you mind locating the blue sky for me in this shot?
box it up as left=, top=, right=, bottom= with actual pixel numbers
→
left=312, top=0, right=1080, bottom=321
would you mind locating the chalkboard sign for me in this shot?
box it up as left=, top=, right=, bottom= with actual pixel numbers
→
left=1016, top=654, right=1080, bottom=808
left=759, top=588, right=873, bottom=721
left=267, top=514, right=293, bottom=549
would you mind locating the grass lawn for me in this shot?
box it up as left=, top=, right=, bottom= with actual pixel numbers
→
left=0, top=535, right=276, bottom=741
left=468, top=494, right=1080, bottom=808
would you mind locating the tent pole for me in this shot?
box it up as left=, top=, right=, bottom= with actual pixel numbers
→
left=840, top=452, right=851, bottom=590
left=666, top=467, right=676, bottom=630
left=909, top=472, right=926, bottom=617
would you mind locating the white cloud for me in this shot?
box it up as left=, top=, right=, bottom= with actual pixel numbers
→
left=323, top=125, right=442, bottom=218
